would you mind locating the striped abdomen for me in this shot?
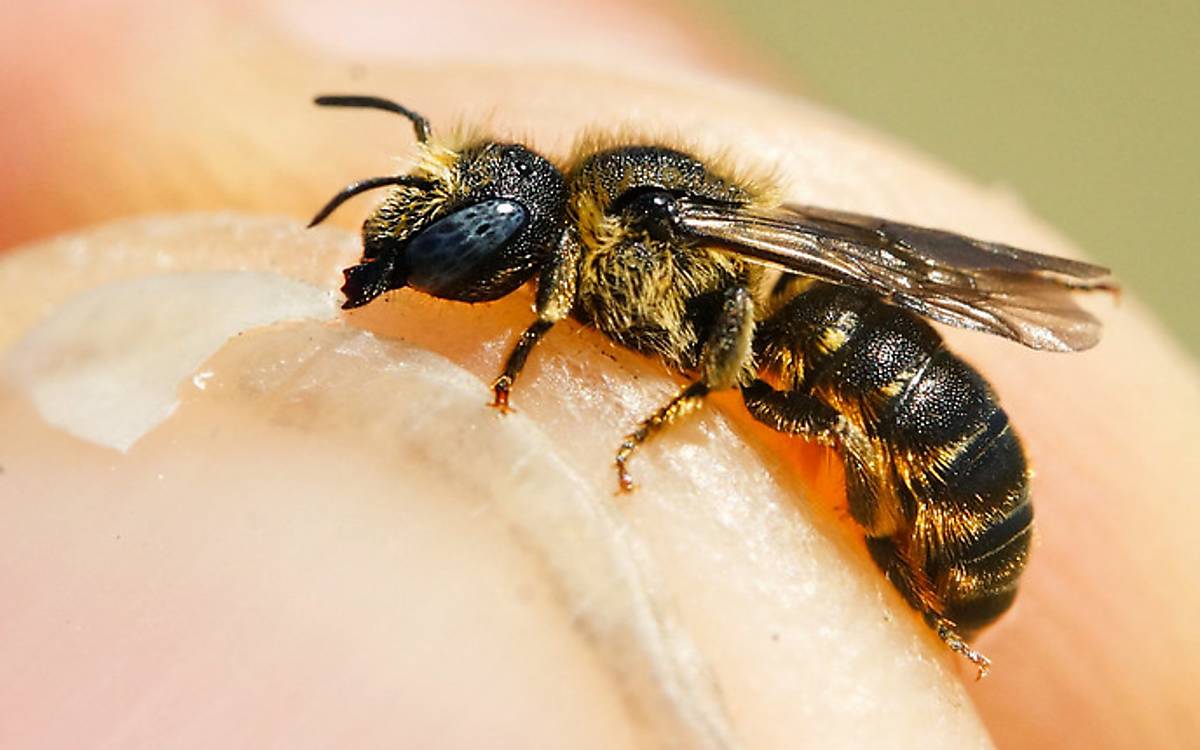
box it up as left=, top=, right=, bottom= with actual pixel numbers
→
left=755, top=283, right=1033, bottom=635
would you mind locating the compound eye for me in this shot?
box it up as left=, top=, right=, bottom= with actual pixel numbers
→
left=405, top=198, right=529, bottom=296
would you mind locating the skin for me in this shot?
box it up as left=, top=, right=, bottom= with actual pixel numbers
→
left=2, top=1, right=1199, bottom=748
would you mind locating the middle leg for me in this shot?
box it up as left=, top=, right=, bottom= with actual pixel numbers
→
left=614, top=286, right=755, bottom=491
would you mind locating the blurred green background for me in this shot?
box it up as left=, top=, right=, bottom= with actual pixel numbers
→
left=702, top=0, right=1199, bottom=357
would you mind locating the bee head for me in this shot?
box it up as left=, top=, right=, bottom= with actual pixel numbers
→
left=308, top=96, right=567, bottom=308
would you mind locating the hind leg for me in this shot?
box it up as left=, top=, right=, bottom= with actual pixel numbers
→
left=740, top=379, right=846, bottom=447
left=865, top=537, right=993, bottom=679
left=740, top=380, right=879, bottom=516
left=743, top=379, right=991, bottom=677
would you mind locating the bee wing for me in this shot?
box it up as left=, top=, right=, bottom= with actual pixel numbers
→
left=677, top=201, right=1117, bottom=352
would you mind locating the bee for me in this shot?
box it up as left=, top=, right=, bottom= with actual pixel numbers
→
left=309, top=95, right=1116, bottom=676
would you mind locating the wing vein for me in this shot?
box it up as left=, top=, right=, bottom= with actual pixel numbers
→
left=676, top=200, right=1115, bottom=352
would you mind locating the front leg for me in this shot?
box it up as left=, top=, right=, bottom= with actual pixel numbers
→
left=615, top=286, right=755, bottom=491
left=491, top=229, right=581, bottom=411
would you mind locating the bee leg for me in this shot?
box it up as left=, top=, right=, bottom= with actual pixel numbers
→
left=740, top=379, right=845, bottom=446
left=865, top=537, right=992, bottom=679
left=491, top=320, right=552, bottom=412
left=615, top=382, right=710, bottom=492
left=740, top=379, right=877, bottom=465
left=747, top=381, right=992, bottom=676
left=614, top=286, right=755, bottom=491
left=935, top=618, right=992, bottom=680
left=491, top=230, right=581, bottom=411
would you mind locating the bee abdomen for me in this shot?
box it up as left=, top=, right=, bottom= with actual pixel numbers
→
left=939, top=499, right=1033, bottom=634
left=757, top=285, right=1035, bottom=635
left=883, top=350, right=996, bottom=464
left=884, top=351, right=1033, bottom=633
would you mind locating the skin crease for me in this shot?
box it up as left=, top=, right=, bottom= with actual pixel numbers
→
left=2, top=1, right=1199, bottom=748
